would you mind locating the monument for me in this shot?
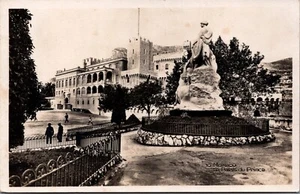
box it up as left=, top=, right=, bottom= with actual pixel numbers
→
left=137, top=21, right=275, bottom=146
left=175, top=21, right=223, bottom=111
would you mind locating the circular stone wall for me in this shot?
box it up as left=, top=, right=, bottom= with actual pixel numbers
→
left=136, top=128, right=275, bottom=146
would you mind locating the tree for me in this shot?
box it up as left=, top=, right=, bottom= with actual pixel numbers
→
left=165, top=60, right=182, bottom=105
left=212, top=36, right=281, bottom=100
left=36, top=82, right=56, bottom=108
left=41, top=82, right=55, bottom=97
left=9, top=9, right=41, bottom=149
left=99, top=85, right=130, bottom=127
left=130, top=80, right=164, bottom=118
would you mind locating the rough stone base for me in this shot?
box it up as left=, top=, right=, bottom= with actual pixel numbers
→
left=136, top=129, right=275, bottom=146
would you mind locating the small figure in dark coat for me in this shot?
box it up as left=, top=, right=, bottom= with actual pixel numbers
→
left=65, top=113, right=69, bottom=123
left=57, top=123, right=63, bottom=142
left=45, top=123, right=54, bottom=144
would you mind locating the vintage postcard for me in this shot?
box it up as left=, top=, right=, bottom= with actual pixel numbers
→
left=0, top=0, right=299, bottom=192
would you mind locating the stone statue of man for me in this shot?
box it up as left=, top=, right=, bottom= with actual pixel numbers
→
left=175, top=21, right=224, bottom=110
left=190, top=21, right=213, bottom=68
left=180, top=21, right=214, bottom=85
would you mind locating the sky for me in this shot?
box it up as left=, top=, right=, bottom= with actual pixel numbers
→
left=25, top=1, right=299, bottom=83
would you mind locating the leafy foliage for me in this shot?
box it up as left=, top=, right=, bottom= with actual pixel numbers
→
left=165, top=60, right=182, bottom=105
left=37, top=82, right=56, bottom=107
left=99, top=85, right=130, bottom=126
left=9, top=9, right=41, bottom=149
left=40, top=82, right=55, bottom=97
left=130, top=80, right=164, bottom=117
left=211, top=36, right=281, bottom=100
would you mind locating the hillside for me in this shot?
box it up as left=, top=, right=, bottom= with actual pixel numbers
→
left=153, top=45, right=183, bottom=55
left=262, top=57, right=292, bottom=75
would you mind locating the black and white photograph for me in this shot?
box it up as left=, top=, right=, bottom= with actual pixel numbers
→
left=0, top=0, right=299, bottom=192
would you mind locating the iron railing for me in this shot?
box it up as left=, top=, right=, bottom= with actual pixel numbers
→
left=9, top=134, right=121, bottom=187
left=11, top=133, right=76, bottom=152
left=142, top=117, right=270, bottom=137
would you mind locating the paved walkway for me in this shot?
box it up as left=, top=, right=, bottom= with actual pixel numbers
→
left=106, top=129, right=292, bottom=186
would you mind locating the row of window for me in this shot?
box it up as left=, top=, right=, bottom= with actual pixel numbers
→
left=56, top=72, right=113, bottom=88
left=132, top=48, right=148, bottom=54
left=56, top=85, right=105, bottom=96
left=77, top=99, right=96, bottom=105
left=155, top=63, right=169, bottom=70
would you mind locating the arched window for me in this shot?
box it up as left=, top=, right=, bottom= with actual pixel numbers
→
left=93, top=98, right=95, bottom=104
left=87, top=100, right=90, bottom=105
left=93, top=73, right=97, bottom=82
left=92, top=86, right=97, bottom=94
left=76, top=88, right=80, bottom=95
left=82, top=100, right=84, bottom=105
left=87, top=87, right=91, bottom=94
left=62, top=80, right=64, bottom=87
left=251, top=98, right=255, bottom=105
left=73, top=89, right=75, bottom=95
left=87, top=74, right=92, bottom=83
left=98, top=85, right=104, bottom=93
left=69, top=78, right=72, bottom=87
left=265, top=98, right=269, bottom=105
left=99, top=72, right=103, bottom=81
left=81, top=87, right=86, bottom=95
left=73, top=78, right=76, bottom=86
left=106, top=71, right=112, bottom=82
left=82, top=75, right=85, bottom=84
left=65, top=79, right=68, bottom=87
left=165, top=63, right=169, bottom=70
left=257, top=97, right=263, bottom=102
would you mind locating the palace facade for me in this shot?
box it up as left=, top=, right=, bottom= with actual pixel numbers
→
left=54, top=37, right=177, bottom=113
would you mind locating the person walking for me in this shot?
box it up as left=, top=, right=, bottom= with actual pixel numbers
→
left=57, top=123, right=63, bottom=142
left=87, top=116, right=93, bottom=125
left=45, top=123, right=54, bottom=144
left=65, top=113, right=69, bottom=123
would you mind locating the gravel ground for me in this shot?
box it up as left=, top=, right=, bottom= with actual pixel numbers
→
left=107, top=129, right=292, bottom=185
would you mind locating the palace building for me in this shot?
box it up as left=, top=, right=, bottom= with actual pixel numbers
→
left=54, top=36, right=169, bottom=114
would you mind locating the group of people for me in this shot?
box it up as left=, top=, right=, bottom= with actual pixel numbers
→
left=45, top=123, right=64, bottom=144
left=45, top=113, right=94, bottom=144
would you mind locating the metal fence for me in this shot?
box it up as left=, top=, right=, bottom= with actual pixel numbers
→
left=9, top=134, right=121, bottom=187
left=67, top=122, right=114, bottom=136
left=142, top=117, right=270, bottom=137
left=11, top=122, right=115, bottom=152
left=11, top=133, right=76, bottom=152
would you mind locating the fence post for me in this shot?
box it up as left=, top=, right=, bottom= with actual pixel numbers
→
left=118, top=133, right=121, bottom=154
left=76, top=132, right=82, bottom=147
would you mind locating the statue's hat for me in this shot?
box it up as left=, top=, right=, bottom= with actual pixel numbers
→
left=200, top=21, right=208, bottom=25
